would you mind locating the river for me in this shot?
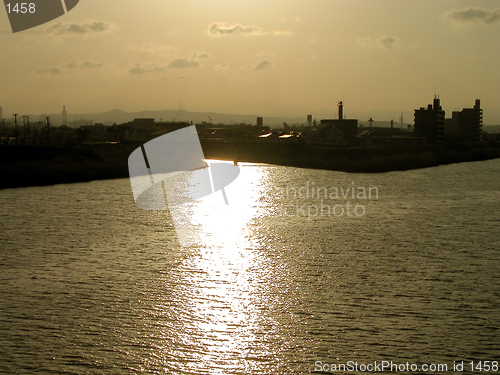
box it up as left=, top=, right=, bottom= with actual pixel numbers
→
left=0, top=159, right=499, bottom=374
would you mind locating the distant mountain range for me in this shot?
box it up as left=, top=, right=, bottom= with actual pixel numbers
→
left=29, top=109, right=305, bottom=127
left=21, top=108, right=500, bottom=129
left=27, top=108, right=412, bottom=128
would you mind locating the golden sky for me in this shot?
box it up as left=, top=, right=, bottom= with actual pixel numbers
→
left=1, top=0, right=499, bottom=123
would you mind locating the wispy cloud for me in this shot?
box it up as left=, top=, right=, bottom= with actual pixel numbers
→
left=280, top=17, right=300, bottom=22
left=206, top=22, right=292, bottom=37
left=129, top=43, right=175, bottom=57
left=378, top=36, right=398, bottom=49
left=167, top=58, right=200, bottom=69
left=35, top=67, right=61, bottom=76
left=129, top=52, right=208, bottom=73
left=254, top=60, right=274, bottom=70
left=443, top=7, right=500, bottom=25
left=206, top=22, right=266, bottom=37
left=192, top=52, right=209, bottom=60
left=239, top=60, right=274, bottom=71
left=272, top=30, right=293, bottom=36
left=357, top=35, right=399, bottom=49
left=167, top=53, right=208, bottom=69
left=129, top=63, right=166, bottom=75
left=66, top=60, right=103, bottom=69
left=46, top=19, right=117, bottom=36
left=214, top=62, right=229, bottom=71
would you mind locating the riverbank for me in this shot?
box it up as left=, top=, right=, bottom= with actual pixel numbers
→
left=1, top=141, right=499, bottom=189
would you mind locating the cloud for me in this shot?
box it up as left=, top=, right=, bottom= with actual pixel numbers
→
left=281, top=16, right=300, bottom=22
left=129, top=63, right=166, bottom=74
left=377, top=36, right=399, bottom=49
left=66, top=60, right=103, bottom=69
left=272, top=30, right=293, bottom=36
left=167, top=58, right=200, bottom=69
left=130, top=43, right=175, bottom=57
left=356, top=37, right=372, bottom=48
left=206, top=22, right=292, bottom=37
left=35, top=67, right=61, bottom=75
left=443, top=7, right=500, bottom=25
left=166, top=53, right=207, bottom=69
left=254, top=60, right=274, bottom=70
left=357, top=35, right=399, bottom=49
left=214, top=62, right=229, bottom=71
left=192, top=52, right=209, bottom=60
left=206, top=22, right=265, bottom=37
left=46, top=19, right=117, bottom=36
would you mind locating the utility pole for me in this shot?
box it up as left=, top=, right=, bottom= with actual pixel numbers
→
left=13, top=113, right=18, bottom=146
left=23, top=115, right=30, bottom=145
left=45, top=116, right=50, bottom=144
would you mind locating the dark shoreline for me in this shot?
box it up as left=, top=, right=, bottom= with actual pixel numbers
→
left=1, top=141, right=499, bottom=190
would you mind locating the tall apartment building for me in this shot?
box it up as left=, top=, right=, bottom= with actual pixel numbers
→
left=414, top=97, right=445, bottom=144
left=444, top=99, right=482, bottom=142
left=457, top=99, right=482, bottom=142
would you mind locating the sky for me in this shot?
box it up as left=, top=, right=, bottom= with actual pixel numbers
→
left=1, top=0, right=500, bottom=123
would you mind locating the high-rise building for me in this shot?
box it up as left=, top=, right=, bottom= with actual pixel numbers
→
left=62, top=105, right=68, bottom=126
left=457, top=99, right=482, bottom=143
left=414, top=97, right=445, bottom=144
left=0, top=105, right=3, bottom=122
left=444, top=100, right=482, bottom=142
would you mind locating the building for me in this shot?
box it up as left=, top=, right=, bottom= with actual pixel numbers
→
left=320, top=101, right=358, bottom=145
left=457, top=99, right=482, bottom=142
left=62, top=105, right=67, bottom=126
left=257, top=117, right=263, bottom=127
left=444, top=100, right=482, bottom=142
left=444, top=112, right=459, bottom=137
left=69, top=118, right=93, bottom=128
left=128, top=118, right=155, bottom=129
left=308, top=124, right=343, bottom=145
left=414, top=97, right=445, bottom=144
left=0, top=105, right=3, bottom=122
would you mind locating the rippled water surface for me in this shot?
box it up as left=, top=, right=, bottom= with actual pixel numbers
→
left=1, top=159, right=499, bottom=374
